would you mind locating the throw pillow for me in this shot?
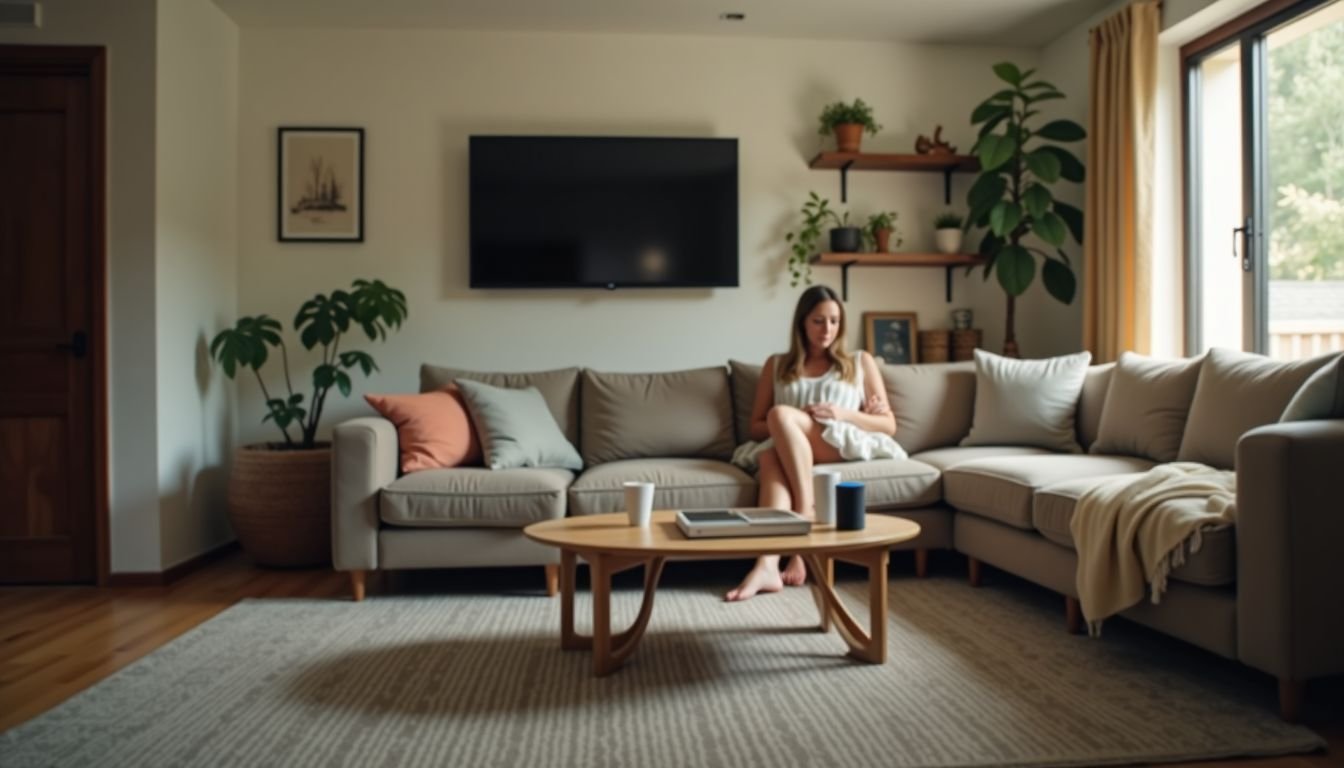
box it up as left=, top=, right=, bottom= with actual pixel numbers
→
left=728, top=359, right=763, bottom=445
left=1177, top=347, right=1338, bottom=468
left=1090, top=352, right=1204, bottom=462
left=960, top=349, right=1093, bottom=453
left=419, top=364, right=581, bottom=446
left=454, top=378, right=583, bottom=471
left=580, top=367, right=735, bottom=465
left=364, top=387, right=481, bottom=473
left=880, top=360, right=976, bottom=454
left=1280, top=354, right=1344, bottom=422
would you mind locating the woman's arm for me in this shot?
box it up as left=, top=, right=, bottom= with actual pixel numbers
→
left=806, top=352, right=897, bottom=435
left=747, top=355, right=777, bottom=442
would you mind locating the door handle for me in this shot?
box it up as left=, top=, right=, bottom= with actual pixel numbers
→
left=1232, top=218, right=1253, bottom=272
left=56, top=330, right=87, bottom=359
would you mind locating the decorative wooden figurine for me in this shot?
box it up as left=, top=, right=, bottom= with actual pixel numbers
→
left=915, top=125, right=957, bottom=155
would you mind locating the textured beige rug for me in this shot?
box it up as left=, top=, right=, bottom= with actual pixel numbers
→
left=0, top=575, right=1324, bottom=767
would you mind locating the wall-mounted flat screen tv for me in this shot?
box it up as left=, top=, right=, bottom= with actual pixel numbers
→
left=469, top=136, right=739, bottom=289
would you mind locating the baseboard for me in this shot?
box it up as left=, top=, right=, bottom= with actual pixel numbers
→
left=106, top=541, right=240, bottom=587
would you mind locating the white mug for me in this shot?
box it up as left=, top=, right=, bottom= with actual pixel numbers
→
left=623, top=481, right=655, bottom=527
left=812, top=469, right=841, bottom=526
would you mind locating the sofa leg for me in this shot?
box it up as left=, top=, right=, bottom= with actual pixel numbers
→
left=544, top=563, right=560, bottom=597
left=1065, top=596, right=1082, bottom=634
left=967, top=557, right=982, bottom=587
left=1278, top=678, right=1304, bottom=722
left=350, top=570, right=366, bottom=602
left=914, top=549, right=929, bottom=578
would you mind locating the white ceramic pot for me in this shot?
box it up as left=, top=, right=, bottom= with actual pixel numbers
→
left=934, top=228, right=963, bottom=255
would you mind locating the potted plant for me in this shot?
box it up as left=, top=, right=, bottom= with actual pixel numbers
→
left=863, top=211, right=903, bottom=253
left=210, top=278, right=408, bottom=566
left=785, top=192, right=861, bottom=286
left=934, top=211, right=964, bottom=254
left=965, top=62, right=1086, bottom=357
left=818, top=98, right=882, bottom=153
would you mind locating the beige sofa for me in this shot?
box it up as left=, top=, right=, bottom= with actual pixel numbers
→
left=332, top=354, right=1344, bottom=720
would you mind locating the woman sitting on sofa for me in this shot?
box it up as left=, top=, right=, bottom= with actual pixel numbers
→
left=726, top=285, right=904, bottom=601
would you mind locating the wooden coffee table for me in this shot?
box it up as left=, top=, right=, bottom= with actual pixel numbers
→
left=523, top=510, right=920, bottom=676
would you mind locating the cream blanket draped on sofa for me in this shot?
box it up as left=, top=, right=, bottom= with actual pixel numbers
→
left=1071, top=462, right=1236, bottom=635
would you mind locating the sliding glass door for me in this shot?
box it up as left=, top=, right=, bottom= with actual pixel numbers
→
left=1185, top=0, right=1344, bottom=359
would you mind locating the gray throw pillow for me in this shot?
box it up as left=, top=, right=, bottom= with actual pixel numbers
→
left=961, top=349, right=1092, bottom=453
left=454, top=379, right=583, bottom=471
left=1090, top=352, right=1204, bottom=462
left=1280, top=354, right=1344, bottom=422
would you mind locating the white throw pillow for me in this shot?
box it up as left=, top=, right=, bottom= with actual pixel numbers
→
left=960, top=349, right=1093, bottom=453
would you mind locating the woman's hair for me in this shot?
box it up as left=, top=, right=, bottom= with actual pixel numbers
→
left=777, top=285, right=857, bottom=383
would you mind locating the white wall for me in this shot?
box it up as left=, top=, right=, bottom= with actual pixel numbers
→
left=0, top=0, right=163, bottom=573
left=156, top=0, right=239, bottom=569
left=237, top=28, right=1037, bottom=440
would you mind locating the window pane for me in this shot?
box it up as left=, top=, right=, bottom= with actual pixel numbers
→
left=1194, top=42, right=1245, bottom=353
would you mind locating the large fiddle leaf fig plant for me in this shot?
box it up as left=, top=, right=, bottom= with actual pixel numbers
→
left=210, top=279, right=408, bottom=449
left=966, top=62, right=1086, bottom=357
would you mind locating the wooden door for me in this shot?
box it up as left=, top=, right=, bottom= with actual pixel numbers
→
left=0, top=46, right=106, bottom=584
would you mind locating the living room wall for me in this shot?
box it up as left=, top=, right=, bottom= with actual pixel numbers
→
left=236, top=28, right=1042, bottom=442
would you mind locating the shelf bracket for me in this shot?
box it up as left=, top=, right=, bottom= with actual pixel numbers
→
left=840, top=260, right=858, bottom=300
left=943, top=168, right=954, bottom=205
left=945, top=266, right=954, bottom=302
left=839, top=160, right=854, bottom=203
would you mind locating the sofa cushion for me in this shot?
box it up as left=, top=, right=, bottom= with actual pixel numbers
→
left=961, top=349, right=1093, bottom=453
left=380, top=467, right=573, bottom=528
left=1177, top=348, right=1339, bottom=469
left=455, top=379, right=583, bottom=471
left=1033, top=476, right=1236, bottom=586
left=729, top=359, right=762, bottom=445
left=421, top=364, right=581, bottom=446
left=881, top=360, right=976, bottom=454
left=580, top=367, right=735, bottom=465
left=1281, top=354, right=1344, bottom=421
left=944, top=454, right=1155, bottom=529
left=1091, top=352, right=1204, bottom=462
left=911, top=445, right=1053, bottom=472
left=816, top=458, right=942, bottom=509
left=568, top=458, right=756, bottom=516
left=1076, top=363, right=1115, bottom=452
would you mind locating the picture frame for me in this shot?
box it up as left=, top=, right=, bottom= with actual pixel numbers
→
left=278, top=127, right=364, bottom=242
left=863, top=312, right=919, bottom=365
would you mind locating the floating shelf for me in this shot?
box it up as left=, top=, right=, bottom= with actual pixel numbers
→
left=807, top=152, right=980, bottom=204
left=809, top=252, right=986, bottom=302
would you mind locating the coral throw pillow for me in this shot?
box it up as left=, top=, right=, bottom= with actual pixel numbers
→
left=364, top=386, right=481, bottom=473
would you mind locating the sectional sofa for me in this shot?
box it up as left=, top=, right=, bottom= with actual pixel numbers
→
left=332, top=350, right=1344, bottom=720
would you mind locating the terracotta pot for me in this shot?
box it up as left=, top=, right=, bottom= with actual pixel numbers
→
left=874, top=228, right=893, bottom=253
left=227, top=443, right=331, bottom=567
left=833, top=123, right=864, bottom=153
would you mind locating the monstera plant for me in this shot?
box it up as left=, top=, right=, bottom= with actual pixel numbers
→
left=965, top=62, right=1086, bottom=357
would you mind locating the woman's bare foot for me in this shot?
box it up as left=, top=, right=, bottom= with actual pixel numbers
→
left=725, top=564, right=784, bottom=602
left=781, top=555, right=808, bottom=586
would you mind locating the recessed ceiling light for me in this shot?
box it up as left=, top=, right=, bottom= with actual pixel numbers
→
left=719, top=12, right=746, bottom=21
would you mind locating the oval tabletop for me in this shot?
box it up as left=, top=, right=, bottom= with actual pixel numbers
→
left=524, top=510, right=920, bottom=558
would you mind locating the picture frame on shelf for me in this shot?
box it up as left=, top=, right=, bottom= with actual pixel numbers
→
left=863, top=311, right=919, bottom=365
left=278, top=127, right=364, bottom=242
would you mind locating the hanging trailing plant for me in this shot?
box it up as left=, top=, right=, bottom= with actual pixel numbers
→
left=965, top=62, right=1086, bottom=357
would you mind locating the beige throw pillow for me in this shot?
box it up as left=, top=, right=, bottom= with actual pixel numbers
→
left=1090, top=352, right=1204, bottom=462
left=579, top=367, right=735, bottom=465
left=1177, top=348, right=1338, bottom=468
left=961, top=349, right=1092, bottom=453
left=880, top=360, right=976, bottom=454
left=1280, top=354, right=1344, bottom=422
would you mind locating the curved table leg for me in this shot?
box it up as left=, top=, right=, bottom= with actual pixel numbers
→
left=557, top=549, right=667, bottom=676
left=804, top=547, right=889, bottom=663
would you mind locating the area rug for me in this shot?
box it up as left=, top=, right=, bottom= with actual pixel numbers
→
left=0, top=575, right=1324, bottom=767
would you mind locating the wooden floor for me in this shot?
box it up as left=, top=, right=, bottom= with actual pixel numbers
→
left=0, top=553, right=1339, bottom=767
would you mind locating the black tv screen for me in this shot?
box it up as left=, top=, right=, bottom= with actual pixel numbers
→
left=469, top=136, right=739, bottom=289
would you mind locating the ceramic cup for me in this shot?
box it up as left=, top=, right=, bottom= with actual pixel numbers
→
left=812, top=468, right=842, bottom=526
left=623, top=481, right=655, bottom=527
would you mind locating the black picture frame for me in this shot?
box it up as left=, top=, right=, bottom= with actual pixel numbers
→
left=277, top=126, right=364, bottom=242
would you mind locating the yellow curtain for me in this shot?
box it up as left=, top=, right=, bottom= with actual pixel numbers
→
left=1084, top=1, right=1159, bottom=363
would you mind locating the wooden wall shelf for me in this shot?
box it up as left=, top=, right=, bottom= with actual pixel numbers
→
left=810, top=252, right=986, bottom=302
left=807, top=152, right=980, bottom=204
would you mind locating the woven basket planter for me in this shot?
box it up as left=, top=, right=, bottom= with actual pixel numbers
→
left=227, top=443, right=331, bottom=567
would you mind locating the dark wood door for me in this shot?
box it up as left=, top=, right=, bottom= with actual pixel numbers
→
left=0, top=47, right=105, bottom=584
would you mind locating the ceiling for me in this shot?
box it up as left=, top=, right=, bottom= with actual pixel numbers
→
left=210, top=0, right=1115, bottom=47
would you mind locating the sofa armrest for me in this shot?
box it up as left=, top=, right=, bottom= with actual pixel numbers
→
left=1236, top=418, right=1344, bottom=681
left=332, top=417, right=398, bottom=571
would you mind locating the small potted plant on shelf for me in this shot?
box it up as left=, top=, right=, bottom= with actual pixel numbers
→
left=864, top=211, right=902, bottom=253
left=934, top=211, right=964, bottom=254
left=785, top=192, right=861, bottom=286
left=817, top=98, right=882, bottom=153
left=210, top=278, right=408, bottom=567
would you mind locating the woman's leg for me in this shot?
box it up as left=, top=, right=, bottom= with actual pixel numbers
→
left=725, top=449, right=792, bottom=601
left=767, top=406, right=845, bottom=586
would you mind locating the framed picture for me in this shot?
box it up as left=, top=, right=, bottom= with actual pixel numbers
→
left=863, top=312, right=919, bottom=365
left=278, top=127, right=364, bottom=242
